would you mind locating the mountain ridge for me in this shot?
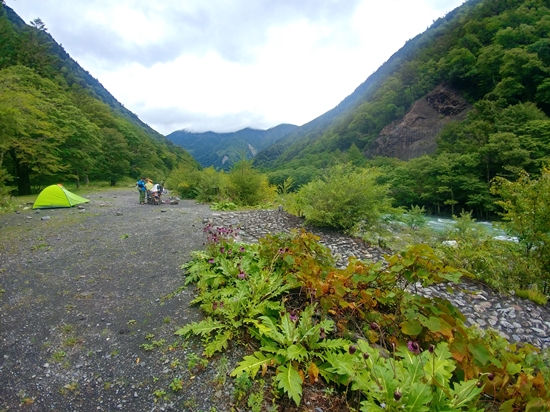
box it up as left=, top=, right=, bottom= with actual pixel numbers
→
left=166, top=123, right=297, bottom=169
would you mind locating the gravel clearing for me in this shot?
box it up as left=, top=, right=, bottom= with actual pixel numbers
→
left=5, top=188, right=546, bottom=411
left=0, top=189, right=244, bottom=411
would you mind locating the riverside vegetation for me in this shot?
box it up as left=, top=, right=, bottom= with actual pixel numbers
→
left=160, top=159, right=550, bottom=410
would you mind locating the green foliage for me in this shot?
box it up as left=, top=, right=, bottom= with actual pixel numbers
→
left=515, top=287, right=548, bottom=305
left=179, top=227, right=550, bottom=409
left=402, top=205, right=428, bottom=230
left=175, top=224, right=294, bottom=357
left=0, top=13, right=197, bottom=194
left=232, top=305, right=347, bottom=406
left=228, top=159, right=275, bottom=206
left=296, top=163, right=392, bottom=232
left=171, top=166, right=228, bottom=202
left=491, top=168, right=550, bottom=293
left=325, top=340, right=484, bottom=412
left=257, top=0, right=550, bottom=221
left=210, top=201, right=238, bottom=211
left=434, top=212, right=526, bottom=291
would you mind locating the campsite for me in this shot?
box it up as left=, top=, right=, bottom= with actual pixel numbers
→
left=0, top=189, right=236, bottom=411
left=32, top=184, right=90, bottom=209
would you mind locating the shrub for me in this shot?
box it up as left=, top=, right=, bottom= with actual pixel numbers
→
left=165, top=164, right=198, bottom=198
left=227, top=160, right=275, bottom=206
left=0, top=184, right=14, bottom=212
left=491, top=168, right=550, bottom=293
left=295, top=163, right=392, bottom=232
left=166, top=165, right=230, bottom=201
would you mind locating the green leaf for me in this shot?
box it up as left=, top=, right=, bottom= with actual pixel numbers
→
left=350, top=369, right=372, bottom=392
left=360, top=400, right=386, bottom=411
left=405, top=382, right=432, bottom=411
left=425, top=343, right=455, bottom=385
left=449, top=379, right=483, bottom=409
left=231, top=351, right=275, bottom=378
left=280, top=314, right=296, bottom=344
left=325, top=352, right=356, bottom=377
left=203, top=330, right=232, bottom=357
left=420, top=316, right=453, bottom=338
left=498, top=398, right=516, bottom=412
left=468, top=343, right=492, bottom=366
left=174, top=318, right=224, bottom=337
left=397, top=346, right=424, bottom=383
left=219, top=256, right=237, bottom=277
left=285, top=344, right=308, bottom=362
left=506, top=362, right=522, bottom=375
left=400, top=320, right=423, bottom=336
left=284, top=255, right=295, bottom=265
left=275, top=363, right=303, bottom=406
left=315, top=338, right=349, bottom=350
left=255, top=316, right=285, bottom=343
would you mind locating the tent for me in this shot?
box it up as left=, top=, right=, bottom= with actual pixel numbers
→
left=32, top=184, right=90, bottom=209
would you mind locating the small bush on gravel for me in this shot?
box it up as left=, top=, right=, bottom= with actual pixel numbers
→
left=295, top=163, right=392, bottom=233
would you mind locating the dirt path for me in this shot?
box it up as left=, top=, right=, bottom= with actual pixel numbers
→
left=0, top=189, right=236, bottom=411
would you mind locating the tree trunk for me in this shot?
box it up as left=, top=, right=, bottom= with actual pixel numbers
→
left=10, top=150, right=31, bottom=195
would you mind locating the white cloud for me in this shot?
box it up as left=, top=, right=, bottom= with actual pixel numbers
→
left=6, top=0, right=466, bottom=135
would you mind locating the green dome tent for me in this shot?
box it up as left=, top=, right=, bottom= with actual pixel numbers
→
left=32, top=184, right=90, bottom=209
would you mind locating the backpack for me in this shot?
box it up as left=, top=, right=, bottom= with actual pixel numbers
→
left=137, top=180, right=145, bottom=190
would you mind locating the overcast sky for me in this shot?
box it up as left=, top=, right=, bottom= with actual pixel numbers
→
left=7, top=0, right=466, bottom=135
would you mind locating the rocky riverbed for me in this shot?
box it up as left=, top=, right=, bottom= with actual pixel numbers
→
left=207, top=209, right=550, bottom=350
left=1, top=195, right=549, bottom=412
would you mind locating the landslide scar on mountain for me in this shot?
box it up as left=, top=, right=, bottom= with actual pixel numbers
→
left=367, top=84, right=471, bottom=160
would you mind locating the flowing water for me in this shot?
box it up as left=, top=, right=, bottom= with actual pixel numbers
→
left=424, top=215, right=516, bottom=241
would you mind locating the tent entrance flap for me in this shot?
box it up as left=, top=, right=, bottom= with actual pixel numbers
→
left=32, top=185, right=90, bottom=209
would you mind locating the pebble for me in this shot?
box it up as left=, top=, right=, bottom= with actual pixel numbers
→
left=206, top=210, right=550, bottom=349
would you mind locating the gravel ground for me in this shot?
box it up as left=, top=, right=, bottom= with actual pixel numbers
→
left=0, top=189, right=245, bottom=411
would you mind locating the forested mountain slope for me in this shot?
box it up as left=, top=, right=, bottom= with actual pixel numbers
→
left=257, top=0, right=550, bottom=217
left=0, top=3, right=198, bottom=195
left=167, top=124, right=297, bottom=169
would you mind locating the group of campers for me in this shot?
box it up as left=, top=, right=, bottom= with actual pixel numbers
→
left=136, top=177, right=164, bottom=205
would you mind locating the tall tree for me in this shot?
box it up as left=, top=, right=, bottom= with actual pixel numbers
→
left=16, top=18, right=57, bottom=77
left=92, top=127, right=132, bottom=186
left=0, top=65, right=97, bottom=194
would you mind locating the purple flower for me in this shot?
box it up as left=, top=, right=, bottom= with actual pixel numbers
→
left=239, top=246, right=245, bottom=253
left=238, top=272, right=246, bottom=279
left=289, top=311, right=298, bottom=322
left=407, top=341, right=420, bottom=355
left=208, top=258, right=215, bottom=264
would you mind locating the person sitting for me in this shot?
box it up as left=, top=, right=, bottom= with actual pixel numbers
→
left=151, top=183, right=162, bottom=193
left=150, top=182, right=163, bottom=203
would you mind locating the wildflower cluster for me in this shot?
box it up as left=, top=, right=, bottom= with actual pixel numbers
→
left=203, top=223, right=240, bottom=245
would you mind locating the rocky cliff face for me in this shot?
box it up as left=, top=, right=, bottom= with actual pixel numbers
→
left=367, top=84, right=470, bottom=160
